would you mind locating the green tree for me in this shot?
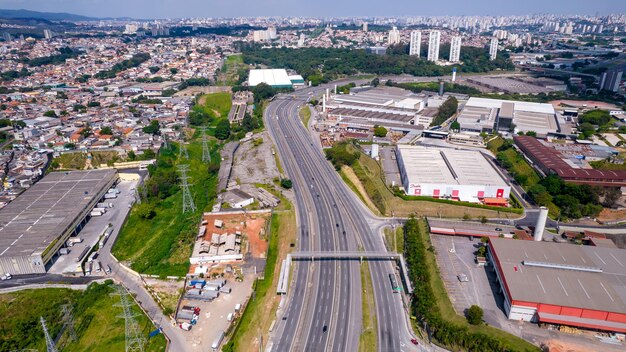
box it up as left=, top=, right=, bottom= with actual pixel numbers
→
left=100, top=126, right=113, bottom=135
left=432, top=96, right=458, bottom=126
left=525, top=131, right=537, bottom=137
left=578, top=122, right=595, bottom=139
left=371, top=78, right=380, bottom=87
left=280, top=178, right=293, bottom=189
left=169, top=68, right=178, bottom=75
left=215, top=119, right=231, bottom=140
left=149, top=66, right=160, bottom=74
left=467, top=305, right=484, bottom=325
left=127, top=150, right=136, bottom=160
left=373, top=125, right=388, bottom=137
left=43, top=110, right=57, bottom=117
left=64, top=142, right=76, bottom=149
left=450, top=121, right=460, bottom=131
left=142, top=120, right=160, bottom=135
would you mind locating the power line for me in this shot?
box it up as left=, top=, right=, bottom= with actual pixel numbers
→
left=177, top=164, right=196, bottom=213
left=40, top=316, right=58, bottom=352
left=111, top=286, right=146, bottom=352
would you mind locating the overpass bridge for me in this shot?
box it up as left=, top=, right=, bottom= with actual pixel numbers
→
left=277, top=251, right=413, bottom=295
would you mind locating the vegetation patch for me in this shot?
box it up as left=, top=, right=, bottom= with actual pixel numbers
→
left=112, top=142, right=219, bottom=276
left=0, top=281, right=166, bottom=352
left=404, top=217, right=539, bottom=352
left=359, top=262, right=377, bottom=352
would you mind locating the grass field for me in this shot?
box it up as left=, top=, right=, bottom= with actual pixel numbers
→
left=384, top=226, right=404, bottom=253
left=0, top=281, right=166, bottom=352
left=299, top=105, right=311, bottom=127
left=218, top=54, right=246, bottom=86
left=197, top=92, right=232, bottom=119
left=224, top=191, right=296, bottom=352
left=359, top=262, right=377, bottom=352
left=410, top=219, right=538, bottom=351
left=344, top=149, right=521, bottom=219
left=112, top=142, right=218, bottom=276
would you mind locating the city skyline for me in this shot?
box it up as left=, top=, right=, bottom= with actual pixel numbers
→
left=2, top=0, right=626, bottom=19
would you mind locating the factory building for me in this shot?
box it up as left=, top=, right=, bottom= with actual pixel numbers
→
left=325, top=86, right=434, bottom=133
left=248, top=69, right=302, bottom=88
left=0, top=170, right=118, bottom=275
left=488, top=238, right=626, bottom=333
left=396, top=145, right=510, bottom=203
left=456, top=97, right=559, bottom=136
left=514, top=135, right=626, bottom=187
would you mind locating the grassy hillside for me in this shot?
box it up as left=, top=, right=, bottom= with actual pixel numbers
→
left=0, top=281, right=166, bottom=352
left=112, top=141, right=219, bottom=276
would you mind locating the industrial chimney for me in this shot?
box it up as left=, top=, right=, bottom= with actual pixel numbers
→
left=452, top=67, right=457, bottom=82
left=533, top=207, right=548, bottom=241
left=438, top=80, right=445, bottom=96
left=322, top=94, right=326, bottom=112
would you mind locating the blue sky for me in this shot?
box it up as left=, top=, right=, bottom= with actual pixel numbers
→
left=2, top=0, right=626, bottom=19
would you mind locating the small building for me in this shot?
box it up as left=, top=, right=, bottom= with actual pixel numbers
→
left=223, top=189, right=254, bottom=208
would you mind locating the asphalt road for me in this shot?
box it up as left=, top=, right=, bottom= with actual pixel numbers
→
left=266, top=88, right=418, bottom=352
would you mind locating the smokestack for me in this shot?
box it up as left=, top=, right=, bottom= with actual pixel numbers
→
left=438, top=81, right=445, bottom=96
left=322, top=94, right=326, bottom=112
left=533, top=206, right=548, bottom=241
left=326, top=88, right=330, bottom=100
left=334, top=85, right=337, bottom=94
left=452, top=67, right=457, bottom=82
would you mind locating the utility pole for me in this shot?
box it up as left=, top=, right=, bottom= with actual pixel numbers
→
left=112, top=286, right=146, bottom=352
left=177, top=164, right=196, bottom=213
left=200, top=126, right=211, bottom=163
left=40, top=316, right=58, bottom=352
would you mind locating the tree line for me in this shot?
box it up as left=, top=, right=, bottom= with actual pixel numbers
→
left=94, top=53, right=151, bottom=79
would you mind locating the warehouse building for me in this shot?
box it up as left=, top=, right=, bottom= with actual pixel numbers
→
left=248, top=69, right=302, bottom=88
left=457, top=97, right=559, bottom=136
left=488, top=238, right=626, bottom=333
left=514, top=135, right=626, bottom=187
left=396, top=145, right=510, bottom=203
left=0, top=169, right=118, bottom=274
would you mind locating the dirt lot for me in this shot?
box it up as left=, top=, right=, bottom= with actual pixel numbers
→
left=143, top=277, right=185, bottom=315
left=231, top=131, right=280, bottom=185
left=597, top=208, right=626, bottom=224
left=174, top=86, right=231, bottom=97
left=550, top=100, right=621, bottom=110
left=200, top=211, right=270, bottom=258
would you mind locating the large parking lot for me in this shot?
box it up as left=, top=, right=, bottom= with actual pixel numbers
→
left=430, top=234, right=510, bottom=329
left=177, top=273, right=254, bottom=351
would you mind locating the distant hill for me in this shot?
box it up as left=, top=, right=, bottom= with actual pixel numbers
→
left=0, top=9, right=98, bottom=21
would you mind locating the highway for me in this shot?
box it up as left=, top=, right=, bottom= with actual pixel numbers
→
left=266, top=88, right=418, bottom=352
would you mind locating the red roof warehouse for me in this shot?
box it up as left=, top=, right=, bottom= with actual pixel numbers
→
left=514, top=135, right=626, bottom=187
left=488, top=238, right=626, bottom=333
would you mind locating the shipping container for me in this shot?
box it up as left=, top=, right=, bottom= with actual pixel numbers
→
left=177, top=310, right=194, bottom=321
left=104, top=193, right=117, bottom=199
left=59, top=248, right=70, bottom=255
left=93, top=207, right=107, bottom=213
left=219, top=286, right=232, bottom=294
left=204, top=284, right=220, bottom=291
left=90, top=211, right=103, bottom=217
left=189, top=279, right=206, bottom=286
left=187, top=288, right=201, bottom=296
left=227, top=313, right=234, bottom=321
left=67, top=237, right=83, bottom=244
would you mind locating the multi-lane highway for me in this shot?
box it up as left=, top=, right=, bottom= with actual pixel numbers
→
left=266, top=87, right=418, bottom=351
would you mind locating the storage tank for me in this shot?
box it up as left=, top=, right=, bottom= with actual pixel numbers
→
left=533, top=206, right=548, bottom=241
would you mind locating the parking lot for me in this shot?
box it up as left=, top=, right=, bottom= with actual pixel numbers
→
left=379, top=146, right=401, bottom=188
left=47, top=179, right=138, bottom=275
left=178, top=273, right=254, bottom=351
left=430, top=234, right=510, bottom=329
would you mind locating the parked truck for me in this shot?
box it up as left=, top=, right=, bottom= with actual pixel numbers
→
left=76, top=246, right=90, bottom=262
left=103, top=193, right=117, bottom=199
left=90, top=210, right=103, bottom=217
left=67, top=237, right=83, bottom=244
left=211, top=331, right=225, bottom=351
left=96, top=202, right=114, bottom=208
left=92, top=207, right=107, bottom=214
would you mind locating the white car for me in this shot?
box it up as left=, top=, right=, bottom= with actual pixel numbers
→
left=1, top=273, right=12, bottom=280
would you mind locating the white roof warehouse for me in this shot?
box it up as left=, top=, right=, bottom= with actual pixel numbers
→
left=396, top=145, right=510, bottom=203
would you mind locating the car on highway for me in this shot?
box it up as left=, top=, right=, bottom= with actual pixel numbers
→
left=495, top=227, right=503, bottom=231
left=322, top=325, right=328, bottom=333
left=411, top=338, right=419, bottom=345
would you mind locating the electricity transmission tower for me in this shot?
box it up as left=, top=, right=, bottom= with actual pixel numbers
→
left=178, top=141, right=188, bottom=159
left=40, top=317, right=58, bottom=352
left=112, top=286, right=146, bottom=352
left=200, top=126, right=211, bottom=163
left=177, top=164, right=196, bottom=213
left=61, top=304, right=77, bottom=342
left=162, top=134, right=169, bottom=150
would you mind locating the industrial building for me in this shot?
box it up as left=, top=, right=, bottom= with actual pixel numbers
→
left=248, top=69, right=303, bottom=88
left=0, top=169, right=118, bottom=275
left=325, top=86, right=434, bottom=133
left=488, top=237, right=626, bottom=333
left=457, top=97, right=559, bottom=136
left=514, top=135, right=626, bottom=187
left=396, top=145, right=510, bottom=203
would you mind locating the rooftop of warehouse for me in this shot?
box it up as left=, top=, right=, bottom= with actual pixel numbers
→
left=0, top=169, right=117, bottom=259
left=396, top=145, right=508, bottom=186
left=466, top=97, right=556, bottom=115
left=248, top=69, right=292, bottom=87
left=489, top=237, right=626, bottom=314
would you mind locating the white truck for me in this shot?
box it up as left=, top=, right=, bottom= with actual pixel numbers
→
left=1, top=273, right=12, bottom=280
left=90, top=210, right=103, bottom=217
left=104, top=193, right=117, bottom=199
left=211, top=331, right=225, bottom=351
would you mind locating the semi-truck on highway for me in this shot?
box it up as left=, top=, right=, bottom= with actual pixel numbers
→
left=389, top=273, right=401, bottom=293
